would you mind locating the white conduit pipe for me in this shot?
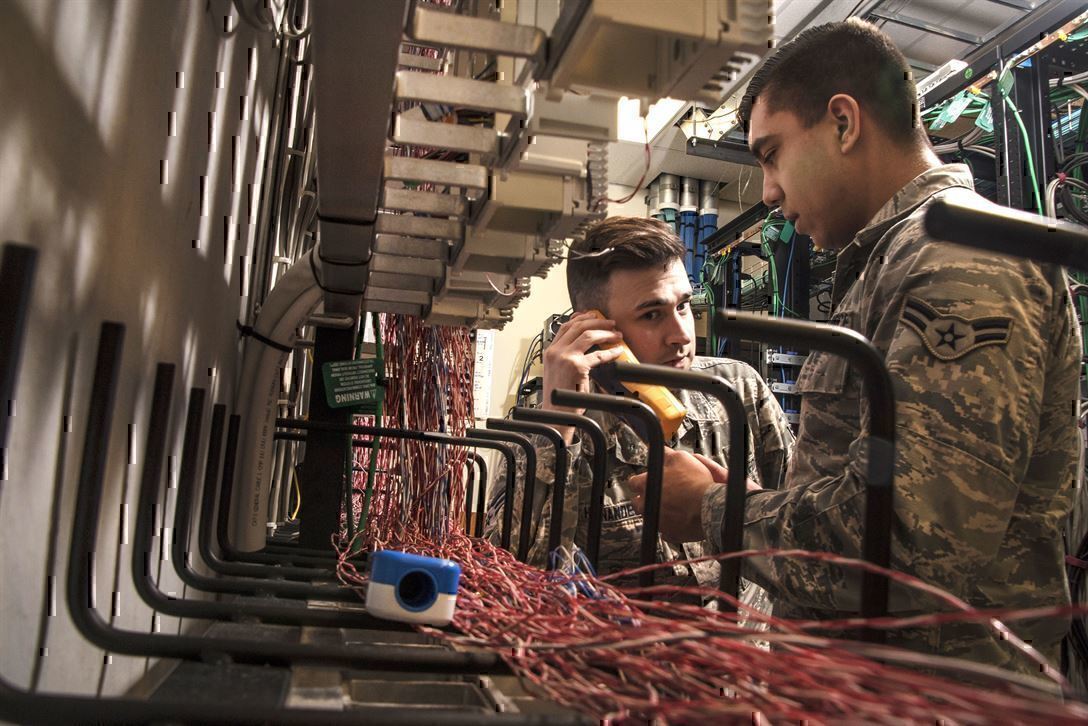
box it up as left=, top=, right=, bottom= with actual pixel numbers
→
left=231, top=246, right=325, bottom=551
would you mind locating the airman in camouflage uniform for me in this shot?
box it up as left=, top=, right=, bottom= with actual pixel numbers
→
left=697, top=164, right=1083, bottom=671
left=629, top=19, right=1084, bottom=678
left=484, top=355, right=794, bottom=600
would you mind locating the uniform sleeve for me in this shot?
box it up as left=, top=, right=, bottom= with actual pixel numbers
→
left=709, top=225, right=1069, bottom=613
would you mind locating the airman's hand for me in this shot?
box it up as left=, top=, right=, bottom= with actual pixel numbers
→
left=626, top=449, right=713, bottom=543
left=541, top=311, right=625, bottom=442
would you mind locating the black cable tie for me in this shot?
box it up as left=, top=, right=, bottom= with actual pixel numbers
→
left=236, top=321, right=293, bottom=353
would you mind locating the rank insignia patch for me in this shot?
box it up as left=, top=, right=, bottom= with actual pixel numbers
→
left=900, top=296, right=1013, bottom=362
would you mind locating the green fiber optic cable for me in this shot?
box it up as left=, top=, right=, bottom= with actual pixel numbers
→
left=699, top=255, right=718, bottom=354
left=355, top=397, right=383, bottom=548
left=760, top=211, right=783, bottom=315
left=1001, top=94, right=1044, bottom=214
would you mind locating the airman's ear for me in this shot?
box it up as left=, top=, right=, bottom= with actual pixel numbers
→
left=827, top=94, right=861, bottom=153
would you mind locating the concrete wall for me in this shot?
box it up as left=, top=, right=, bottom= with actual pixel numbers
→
left=1, top=0, right=277, bottom=696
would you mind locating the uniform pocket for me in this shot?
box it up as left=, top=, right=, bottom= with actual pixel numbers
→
left=677, top=417, right=713, bottom=460
left=795, top=352, right=849, bottom=394
left=795, top=310, right=854, bottom=395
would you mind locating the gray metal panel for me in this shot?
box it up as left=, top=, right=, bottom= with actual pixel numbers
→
left=374, top=234, right=449, bottom=260
left=381, top=186, right=468, bottom=217
left=371, top=253, right=445, bottom=278
left=393, top=115, right=498, bottom=155
left=369, top=271, right=438, bottom=292
left=410, top=6, right=545, bottom=59
left=869, top=9, right=982, bottom=45
left=364, top=286, right=432, bottom=305
left=384, top=156, right=488, bottom=190
left=395, top=70, right=527, bottom=116
left=311, top=1, right=406, bottom=221
left=375, top=213, right=463, bottom=241
left=310, top=0, right=408, bottom=315
left=398, top=51, right=444, bottom=71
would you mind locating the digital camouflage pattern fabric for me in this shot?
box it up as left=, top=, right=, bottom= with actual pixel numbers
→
left=485, top=356, right=794, bottom=603
left=701, top=164, right=1083, bottom=674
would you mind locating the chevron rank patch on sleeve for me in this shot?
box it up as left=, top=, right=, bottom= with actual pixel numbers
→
left=899, top=296, right=1013, bottom=362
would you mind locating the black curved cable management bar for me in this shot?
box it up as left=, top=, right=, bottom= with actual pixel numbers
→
left=485, top=418, right=569, bottom=567
left=467, top=427, right=531, bottom=553
left=68, top=325, right=506, bottom=673
left=550, top=389, right=665, bottom=592
left=467, top=451, right=489, bottom=537
left=166, top=392, right=358, bottom=603
left=715, top=310, right=895, bottom=639
left=924, top=197, right=1088, bottom=272
left=511, top=407, right=608, bottom=571
left=485, top=417, right=570, bottom=565
left=609, top=361, right=749, bottom=610
left=133, top=368, right=403, bottom=631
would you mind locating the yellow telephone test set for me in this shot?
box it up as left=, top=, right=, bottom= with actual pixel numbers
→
left=585, top=310, right=687, bottom=441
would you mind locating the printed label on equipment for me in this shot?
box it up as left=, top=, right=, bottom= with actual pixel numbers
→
left=473, top=329, right=495, bottom=420
left=322, top=359, right=383, bottom=409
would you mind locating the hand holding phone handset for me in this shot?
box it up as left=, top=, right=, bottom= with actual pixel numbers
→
left=584, top=310, right=687, bottom=441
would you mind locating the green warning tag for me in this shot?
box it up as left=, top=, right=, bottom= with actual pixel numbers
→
left=997, top=67, right=1015, bottom=97
left=931, top=91, right=970, bottom=131
left=780, top=219, right=795, bottom=244
left=975, top=102, right=993, bottom=133
left=322, top=359, right=383, bottom=409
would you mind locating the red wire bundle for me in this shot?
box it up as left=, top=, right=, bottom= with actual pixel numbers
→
left=347, top=315, right=475, bottom=550
left=333, top=317, right=1087, bottom=723
left=338, top=533, right=1088, bottom=724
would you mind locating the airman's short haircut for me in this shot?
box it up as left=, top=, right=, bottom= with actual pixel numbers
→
left=566, top=217, right=685, bottom=313
left=738, top=18, right=927, bottom=148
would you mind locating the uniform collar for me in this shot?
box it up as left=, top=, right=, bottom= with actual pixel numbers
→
left=851, top=163, right=975, bottom=250
left=830, top=164, right=974, bottom=308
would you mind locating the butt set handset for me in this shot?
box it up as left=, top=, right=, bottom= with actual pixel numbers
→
left=584, top=310, right=686, bottom=440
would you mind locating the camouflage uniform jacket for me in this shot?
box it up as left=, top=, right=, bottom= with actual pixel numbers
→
left=486, top=356, right=795, bottom=594
left=702, top=164, right=1083, bottom=672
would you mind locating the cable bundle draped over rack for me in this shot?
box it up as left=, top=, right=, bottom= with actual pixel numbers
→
left=336, top=529, right=1088, bottom=723
left=321, top=316, right=1088, bottom=722
left=347, top=314, right=475, bottom=550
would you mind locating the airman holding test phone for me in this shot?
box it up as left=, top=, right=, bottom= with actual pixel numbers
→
left=484, top=217, right=794, bottom=604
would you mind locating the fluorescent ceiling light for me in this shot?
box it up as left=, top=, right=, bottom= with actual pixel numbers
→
left=616, top=97, right=686, bottom=143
